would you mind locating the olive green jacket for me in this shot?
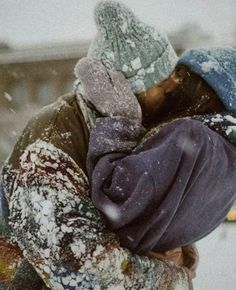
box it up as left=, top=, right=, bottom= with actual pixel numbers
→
left=1, top=94, right=192, bottom=290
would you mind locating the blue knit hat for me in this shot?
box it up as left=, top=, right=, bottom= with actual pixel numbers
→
left=178, top=47, right=236, bottom=113
left=88, top=1, right=178, bottom=94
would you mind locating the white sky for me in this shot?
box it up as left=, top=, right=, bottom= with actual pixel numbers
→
left=0, top=0, right=235, bottom=48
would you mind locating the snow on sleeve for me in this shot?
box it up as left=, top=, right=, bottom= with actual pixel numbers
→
left=210, top=114, right=224, bottom=123
left=190, top=113, right=236, bottom=144
left=8, top=138, right=191, bottom=289
left=226, top=126, right=236, bottom=136
left=224, top=115, right=236, bottom=124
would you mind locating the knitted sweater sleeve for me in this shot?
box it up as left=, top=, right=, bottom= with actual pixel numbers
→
left=192, top=112, right=236, bottom=144
left=4, top=139, right=191, bottom=290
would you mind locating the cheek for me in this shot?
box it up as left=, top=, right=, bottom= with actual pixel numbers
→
left=148, top=92, right=166, bottom=110
left=137, top=86, right=167, bottom=114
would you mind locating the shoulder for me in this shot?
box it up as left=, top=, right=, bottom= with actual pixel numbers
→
left=6, top=94, right=89, bottom=171
left=27, top=94, right=80, bottom=138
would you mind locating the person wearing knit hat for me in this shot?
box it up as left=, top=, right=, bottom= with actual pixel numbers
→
left=136, top=46, right=236, bottom=127
left=78, top=0, right=236, bottom=274
left=1, top=1, right=236, bottom=289
left=0, top=2, right=196, bottom=286
left=78, top=56, right=236, bottom=257
left=86, top=1, right=236, bottom=130
left=177, top=47, right=236, bottom=223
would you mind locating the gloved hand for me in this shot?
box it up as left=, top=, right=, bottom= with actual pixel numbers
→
left=75, top=57, right=142, bottom=123
left=182, top=244, right=199, bottom=279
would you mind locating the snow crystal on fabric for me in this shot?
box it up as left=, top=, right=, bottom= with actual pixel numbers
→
left=201, top=60, right=219, bottom=73
left=6, top=138, right=190, bottom=289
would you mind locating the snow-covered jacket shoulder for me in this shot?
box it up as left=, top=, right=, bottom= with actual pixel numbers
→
left=2, top=93, right=89, bottom=196
left=1, top=94, right=192, bottom=290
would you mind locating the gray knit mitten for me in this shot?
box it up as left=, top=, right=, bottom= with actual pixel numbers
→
left=75, top=57, right=142, bottom=123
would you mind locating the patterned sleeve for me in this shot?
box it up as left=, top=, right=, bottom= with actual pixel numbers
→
left=7, top=139, right=191, bottom=290
left=191, top=112, right=236, bottom=144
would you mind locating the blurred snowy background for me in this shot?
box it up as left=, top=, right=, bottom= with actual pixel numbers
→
left=0, top=1, right=235, bottom=289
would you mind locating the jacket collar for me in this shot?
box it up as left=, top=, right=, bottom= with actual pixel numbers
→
left=74, top=79, right=98, bottom=131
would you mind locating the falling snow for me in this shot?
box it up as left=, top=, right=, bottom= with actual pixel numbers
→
left=103, top=204, right=121, bottom=222
left=4, top=92, right=13, bottom=102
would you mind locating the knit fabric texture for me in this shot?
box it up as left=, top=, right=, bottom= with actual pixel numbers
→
left=88, top=1, right=178, bottom=94
left=75, top=57, right=142, bottom=122
left=178, top=47, right=236, bottom=113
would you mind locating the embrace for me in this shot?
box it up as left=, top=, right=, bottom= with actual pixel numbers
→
left=0, top=1, right=236, bottom=289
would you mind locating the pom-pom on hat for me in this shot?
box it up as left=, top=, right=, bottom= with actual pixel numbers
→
left=88, top=0, right=178, bottom=94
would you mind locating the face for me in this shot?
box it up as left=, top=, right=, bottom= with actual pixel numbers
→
left=136, top=72, right=180, bottom=119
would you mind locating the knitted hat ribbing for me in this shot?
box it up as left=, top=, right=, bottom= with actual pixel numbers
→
left=88, top=1, right=178, bottom=94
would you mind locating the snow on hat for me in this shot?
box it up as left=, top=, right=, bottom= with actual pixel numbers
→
left=88, top=0, right=178, bottom=94
left=178, top=47, right=236, bottom=113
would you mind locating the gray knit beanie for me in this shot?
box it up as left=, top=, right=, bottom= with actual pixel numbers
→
left=88, top=1, right=178, bottom=94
